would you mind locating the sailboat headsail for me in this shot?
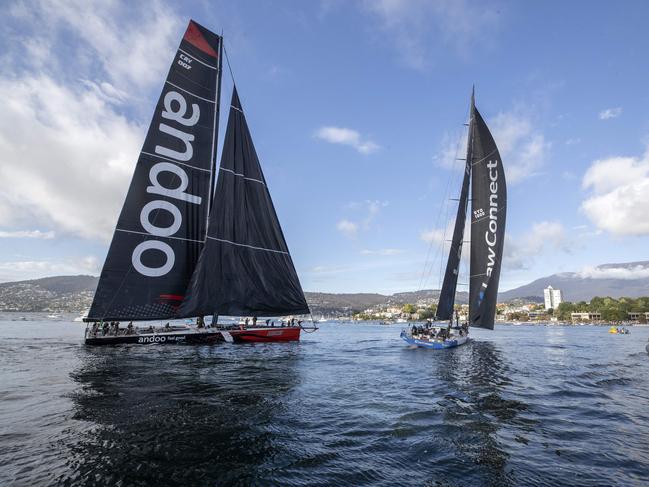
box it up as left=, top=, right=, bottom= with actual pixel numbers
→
left=178, top=87, right=310, bottom=318
left=436, top=103, right=473, bottom=321
left=469, top=101, right=507, bottom=329
left=88, top=20, right=222, bottom=321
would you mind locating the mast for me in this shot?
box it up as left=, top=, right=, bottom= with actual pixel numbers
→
left=436, top=89, right=474, bottom=322
left=208, top=37, right=224, bottom=220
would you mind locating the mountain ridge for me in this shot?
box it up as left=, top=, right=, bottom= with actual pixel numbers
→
left=1, top=259, right=648, bottom=313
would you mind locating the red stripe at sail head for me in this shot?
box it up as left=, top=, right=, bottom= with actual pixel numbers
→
left=183, top=20, right=218, bottom=58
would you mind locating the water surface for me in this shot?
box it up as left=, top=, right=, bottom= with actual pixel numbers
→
left=1, top=316, right=648, bottom=486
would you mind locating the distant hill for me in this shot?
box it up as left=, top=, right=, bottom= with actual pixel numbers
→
left=3, top=261, right=647, bottom=313
left=0, top=274, right=450, bottom=315
left=499, top=261, right=649, bottom=302
left=0, top=275, right=98, bottom=312
left=304, top=289, right=467, bottom=315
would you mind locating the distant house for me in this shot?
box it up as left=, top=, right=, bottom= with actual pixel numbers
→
left=627, top=312, right=649, bottom=321
left=571, top=312, right=601, bottom=322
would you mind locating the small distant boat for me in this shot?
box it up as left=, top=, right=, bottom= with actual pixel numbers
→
left=609, top=326, right=629, bottom=335
left=83, top=20, right=314, bottom=346
left=401, top=88, right=506, bottom=350
left=400, top=328, right=470, bottom=349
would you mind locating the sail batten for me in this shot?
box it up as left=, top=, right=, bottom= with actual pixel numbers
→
left=87, top=20, right=222, bottom=322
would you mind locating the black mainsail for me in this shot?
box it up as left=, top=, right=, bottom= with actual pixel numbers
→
left=88, top=20, right=222, bottom=321
left=468, top=101, right=507, bottom=329
left=178, top=87, right=310, bottom=318
left=436, top=97, right=474, bottom=322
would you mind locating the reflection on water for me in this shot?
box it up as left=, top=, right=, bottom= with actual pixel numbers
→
left=433, top=340, right=528, bottom=486
left=64, top=344, right=303, bottom=486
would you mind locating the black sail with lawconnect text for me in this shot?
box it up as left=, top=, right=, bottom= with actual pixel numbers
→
left=178, top=87, right=310, bottom=318
left=469, top=105, right=507, bottom=329
left=88, top=20, right=221, bottom=321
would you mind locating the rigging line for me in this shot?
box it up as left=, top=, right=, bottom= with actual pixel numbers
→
left=417, top=99, right=471, bottom=293
left=302, top=313, right=319, bottom=333
left=223, top=42, right=237, bottom=86
left=471, top=149, right=498, bottom=166
left=417, top=134, right=458, bottom=292
left=417, top=122, right=465, bottom=291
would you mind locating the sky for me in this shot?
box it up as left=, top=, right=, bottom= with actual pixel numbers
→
left=1, top=0, right=649, bottom=294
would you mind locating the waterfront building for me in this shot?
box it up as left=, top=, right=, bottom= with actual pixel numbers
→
left=571, top=312, right=602, bottom=322
left=544, top=286, right=563, bottom=310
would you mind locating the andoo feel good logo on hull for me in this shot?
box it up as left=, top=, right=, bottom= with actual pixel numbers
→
left=88, top=21, right=222, bottom=321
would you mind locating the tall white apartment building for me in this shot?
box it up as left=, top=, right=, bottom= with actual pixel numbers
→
left=544, top=286, right=563, bottom=310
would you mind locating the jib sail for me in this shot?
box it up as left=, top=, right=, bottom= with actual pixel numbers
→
left=469, top=98, right=507, bottom=329
left=178, top=87, right=310, bottom=318
left=88, top=20, right=222, bottom=321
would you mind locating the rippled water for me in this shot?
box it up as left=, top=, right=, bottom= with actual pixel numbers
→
left=1, top=316, right=649, bottom=486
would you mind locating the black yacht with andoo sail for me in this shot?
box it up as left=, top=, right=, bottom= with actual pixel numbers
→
left=85, top=20, right=313, bottom=345
left=401, top=89, right=506, bottom=349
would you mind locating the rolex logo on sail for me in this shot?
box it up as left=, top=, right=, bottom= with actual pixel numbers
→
left=484, top=158, right=500, bottom=280
left=132, top=90, right=203, bottom=277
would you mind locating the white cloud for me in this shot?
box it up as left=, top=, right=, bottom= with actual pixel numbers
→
left=308, top=265, right=350, bottom=274
left=362, top=200, right=388, bottom=228
left=338, top=200, right=389, bottom=238
left=0, top=75, right=144, bottom=240
left=0, top=256, right=100, bottom=282
left=598, top=107, right=623, bottom=120
left=505, top=221, right=570, bottom=270
left=0, top=230, right=55, bottom=239
left=420, top=226, right=449, bottom=245
left=0, top=1, right=183, bottom=242
left=359, top=0, right=500, bottom=70
left=489, top=110, right=550, bottom=183
left=433, top=131, right=468, bottom=169
left=315, top=126, right=379, bottom=154
left=336, top=219, right=359, bottom=237
left=581, top=148, right=649, bottom=236
left=360, top=248, right=404, bottom=256
left=11, top=0, right=182, bottom=92
left=421, top=216, right=470, bottom=246
left=433, top=107, right=550, bottom=184
left=577, top=264, right=649, bottom=280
